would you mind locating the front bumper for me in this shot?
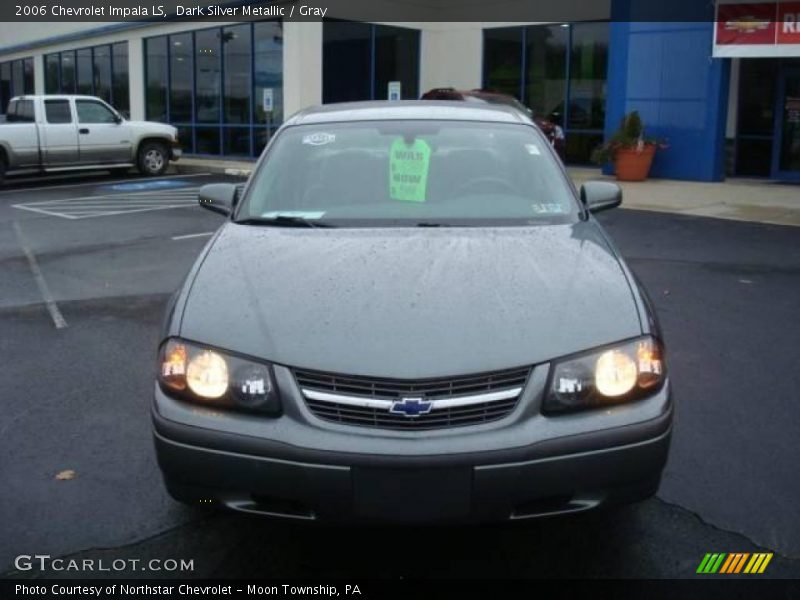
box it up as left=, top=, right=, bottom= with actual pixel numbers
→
left=170, top=142, right=182, bottom=161
left=153, top=365, right=672, bottom=523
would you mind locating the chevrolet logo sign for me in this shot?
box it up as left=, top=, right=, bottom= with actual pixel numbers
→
left=724, top=18, right=771, bottom=33
left=390, top=397, right=433, bottom=417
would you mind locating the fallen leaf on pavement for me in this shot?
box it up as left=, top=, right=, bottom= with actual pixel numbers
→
left=55, top=470, right=76, bottom=481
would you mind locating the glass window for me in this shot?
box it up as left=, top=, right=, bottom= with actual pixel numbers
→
left=112, top=43, right=129, bottom=114
left=76, top=100, right=117, bottom=123
left=60, top=51, right=76, bottom=94
left=735, top=138, right=773, bottom=177
left=93, top=45, right=112, bottom=104
left=525, top=24, right=568, bottom=125
left=23, top=58, right=34, bottom=94
left=195, top=29, right=222, bottom=123
left=223, top=25, right=251, bottom=124
left=737, top=59, right=778, bottom=137
left=374, top=25, right=419, bottom=100
left=76, top=48, right=93, bottom=95
left=253, top=127, right=272, bottom=155
left=19, top=99, right=34, bottom=121
left=239, top=121, right=577, bottom=227
left=8, top=98, right=35, bottom=122
left=145, top=36, right=168, bottom=121
left=569, top=22, right=608, bottom=130
left=12, top=60, right=24, bottom=97
left=254, top=21, right=283, bottom=126
left=169, top=33, right=193, bottom=122
left=45, top=54, right=60, bottom=93
left=195, top=126, right=220, bottom=155
left=176, top=125, right=194, bottom=154
left=224, top=127, right=251, bottom=155
left=323, top=21, right=371, bottom=103
left=0, top=63, right=11, bottom=113
left=484, top=27, right=523, bottom=100
left=45, top=99, right=72, bottom=124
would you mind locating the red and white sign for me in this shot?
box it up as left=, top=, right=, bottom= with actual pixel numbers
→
left=714, top=1, right=800, bottom=57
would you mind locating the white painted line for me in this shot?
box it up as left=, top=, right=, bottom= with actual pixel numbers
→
left=11, top=204, right=81, bottom=219
left=0, top=172, right=212, bottom=195
left=12, top=221, right=68, bottom=330
left=172, top=231, right=215, bottom=240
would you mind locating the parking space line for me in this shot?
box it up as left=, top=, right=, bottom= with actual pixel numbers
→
left=12, top=221, right=68, bottom=329
left=0, top=172, right=212, bottom=195
left=172, top=232, right=215, bottom=240
left=12, top=186, right=202, bottom=219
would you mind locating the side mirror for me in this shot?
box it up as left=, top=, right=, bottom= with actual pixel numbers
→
left=199, top=183, right=238, bottom=216
left=580, top=181, right=622, bottom=214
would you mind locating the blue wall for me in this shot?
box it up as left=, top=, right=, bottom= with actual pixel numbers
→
left=605, top=5, right=730, bottom=181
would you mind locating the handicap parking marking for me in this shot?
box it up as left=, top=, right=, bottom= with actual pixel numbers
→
left=12, top=186, right=203, bottom=220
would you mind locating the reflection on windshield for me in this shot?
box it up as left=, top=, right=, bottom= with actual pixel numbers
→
left=237, top=120, right=577, bottom=227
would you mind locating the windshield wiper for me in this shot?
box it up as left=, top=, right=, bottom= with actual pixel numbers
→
left=415, top=222, right=450, bottom=227
left=235, top=216, right=334, bottom=228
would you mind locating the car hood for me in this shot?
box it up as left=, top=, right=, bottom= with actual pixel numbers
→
left=179, top=222, right=642, bottom=378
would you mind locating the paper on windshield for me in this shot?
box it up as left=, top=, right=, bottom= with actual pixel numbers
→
left=389, top=138, right=431, bottom=202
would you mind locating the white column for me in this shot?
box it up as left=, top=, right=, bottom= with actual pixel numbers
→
left=33, top=54, right=45, bottom=94
left=282, top=21, right=323, bottom=117
left=128, top=38, right=145, bottom=121
left=420, top=23, right=483, bottom=92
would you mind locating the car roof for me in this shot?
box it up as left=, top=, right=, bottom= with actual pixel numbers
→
left=285, top=101, right=532, bottom=126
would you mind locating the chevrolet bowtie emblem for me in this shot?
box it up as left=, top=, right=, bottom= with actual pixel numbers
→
left=390, top=397, right=433, bottom=417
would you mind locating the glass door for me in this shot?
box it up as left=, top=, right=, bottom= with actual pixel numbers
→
left=772, top=68, right=800, bottom=180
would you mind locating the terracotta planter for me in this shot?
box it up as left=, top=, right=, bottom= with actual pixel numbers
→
left=614, top=145, right=656, bottom=182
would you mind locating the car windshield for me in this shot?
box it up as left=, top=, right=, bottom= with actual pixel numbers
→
left=237, top=120, right=578, bottom=227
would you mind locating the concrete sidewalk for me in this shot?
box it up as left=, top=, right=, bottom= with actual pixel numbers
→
left=569, top=167, right=800, bottom=228
left=175, top=158, right=800, bottom=227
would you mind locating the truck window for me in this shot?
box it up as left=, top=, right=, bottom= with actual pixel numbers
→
left=6, top=99, right=35, bottom=123
left=76, top=100, right=117, bottom=124
left=45, top=100, right=72, bottom=124
left=17, top=100, right=35, bottom=122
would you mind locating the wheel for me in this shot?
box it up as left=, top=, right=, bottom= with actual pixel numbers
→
left=0, top=155, right=6, bottom=186
left=137, top=141, right=169, bottom=176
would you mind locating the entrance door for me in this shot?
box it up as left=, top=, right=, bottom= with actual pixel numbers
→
left=772, top=69, right=800, bottom=180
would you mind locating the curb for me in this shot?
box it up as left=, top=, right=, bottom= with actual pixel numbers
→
left=174, top=161, right=254, bottom=178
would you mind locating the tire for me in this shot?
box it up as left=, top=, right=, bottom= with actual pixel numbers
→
left=137, top=141, right=169, bottom=176
left=0, top=155, right=6, bottom=187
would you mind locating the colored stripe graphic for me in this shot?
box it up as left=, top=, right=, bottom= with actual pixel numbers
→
left=699, top=552, right=773, bottom=574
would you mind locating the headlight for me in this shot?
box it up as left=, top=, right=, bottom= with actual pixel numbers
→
left=543, top=336, right=665, bottom=414
left=158, top=338, right=281, bottom=415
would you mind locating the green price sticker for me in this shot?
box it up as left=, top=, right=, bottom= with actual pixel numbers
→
left=389, top=138, right=431, bottom=202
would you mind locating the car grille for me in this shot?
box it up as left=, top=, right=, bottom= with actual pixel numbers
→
left=294, top=366, right=530, bottom=430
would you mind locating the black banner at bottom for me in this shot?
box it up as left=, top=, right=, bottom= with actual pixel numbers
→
left=3, top=579, right=799, bottom=600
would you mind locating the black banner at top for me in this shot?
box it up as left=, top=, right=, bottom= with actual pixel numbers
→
left=0, top=0, right=719, bottom=23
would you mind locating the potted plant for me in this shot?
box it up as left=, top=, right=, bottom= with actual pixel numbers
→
left=591, top=111, right=666, bottom=182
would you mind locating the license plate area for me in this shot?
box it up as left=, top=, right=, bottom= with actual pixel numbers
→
left=352, top=466, right=472, bottom=521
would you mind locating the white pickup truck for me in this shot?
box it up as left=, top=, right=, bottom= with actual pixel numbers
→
left=0, top=95, right=181, bottom=184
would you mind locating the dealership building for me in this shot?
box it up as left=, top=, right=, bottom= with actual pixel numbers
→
left=0, top=0, right=798, bottom=182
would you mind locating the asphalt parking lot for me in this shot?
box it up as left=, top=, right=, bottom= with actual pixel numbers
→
left=1, top=172, right=799, bottom=579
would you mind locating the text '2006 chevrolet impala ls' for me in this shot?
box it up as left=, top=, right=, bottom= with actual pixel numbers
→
left=152, top=101, right=672, bottom=523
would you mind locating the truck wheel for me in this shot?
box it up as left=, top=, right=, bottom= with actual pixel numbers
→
left=137, top=141, right=169, bottom=176
left=0, top=156, right=6, bottom=186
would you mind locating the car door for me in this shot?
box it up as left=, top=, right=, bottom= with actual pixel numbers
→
left=74, top=98, right=131, bottom=164
left=40, top=98, right=79, bottom=166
